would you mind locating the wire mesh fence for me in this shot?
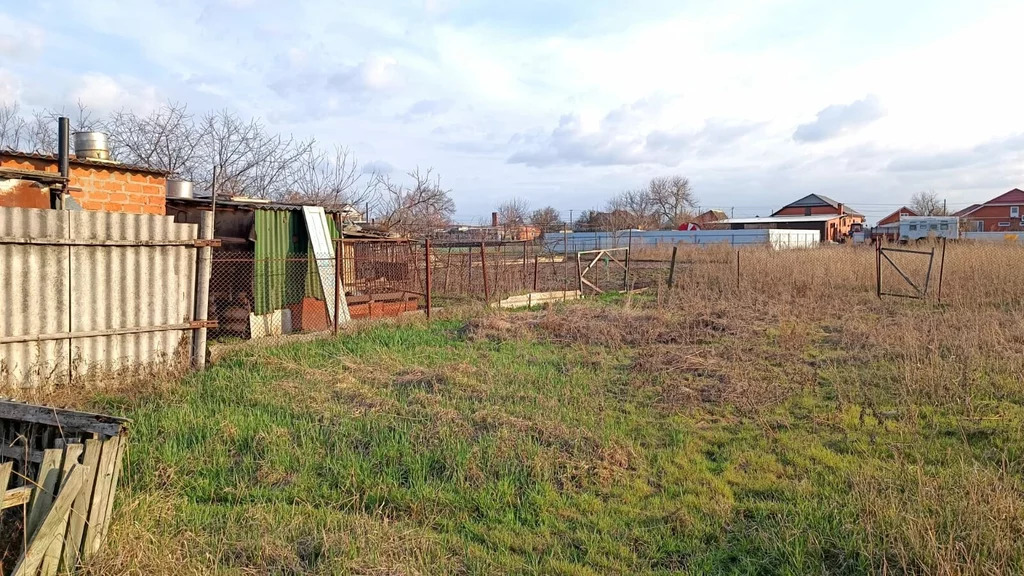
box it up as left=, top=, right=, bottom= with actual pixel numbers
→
left=635, top=239, right=1024, bottom=308
left=208, top=240, right=425, bottom=341
left=205, top=237, right=1024, bottom=342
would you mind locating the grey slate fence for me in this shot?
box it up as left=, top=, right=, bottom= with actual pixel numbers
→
left=0, top=207, right=213, bottom=388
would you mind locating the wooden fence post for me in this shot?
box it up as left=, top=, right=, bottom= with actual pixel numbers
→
left=191, top=211, right=213, bottom=369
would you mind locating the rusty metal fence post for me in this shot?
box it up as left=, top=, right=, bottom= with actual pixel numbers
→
left=425, top=239, right=433, bottom=320
left=937, top=237, right=947, bottom=304
left=480, top=242, right=489, bottom=303
left=667, top=245, right=678, bottom=288
left=333, top=238, right=342, bottom=335
left=736, top=249, right=740, bottom=291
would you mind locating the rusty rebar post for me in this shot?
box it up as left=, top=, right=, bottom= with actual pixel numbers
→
left=425, top=239, right=432, bottom=320
left=333, top=238, right=342, bottom=335
left=480, top=242, right=489, bottom=303
left=937, top=237, right=947, bottom=304
left=533, top=255, right=539, bottom=291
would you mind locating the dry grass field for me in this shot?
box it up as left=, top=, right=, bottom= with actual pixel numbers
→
left=13, top=241, right=1024, bottom=575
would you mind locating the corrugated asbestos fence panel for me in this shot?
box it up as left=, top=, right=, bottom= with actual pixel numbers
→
left=68, top=212, right=197, bottom=383
left=0, top=209, right=71, bottom=387
left=0, top=207, right=198, bottom=388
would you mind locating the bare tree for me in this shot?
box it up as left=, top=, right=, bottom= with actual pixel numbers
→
left=285, top=145, right=373, bottom=210
left=106, top=101, right=206, bottom=178
left=0, top=103, right=58, bottom=152
left=26, top=109, right=56, bottom=153
left=0, top=102, right=28, bottom=150
left=910, top=190, right=947, bottom=216
left=610, top=188, right=660, bottom=229
left=496, top=197, right=530, bottom=228
left=372, top=167, right=456, bottom=236
left=49, top=100, right=98, bottom=132
left=529, top=206, right=562, bottom=234
left=648, top=175, right=697, bottom=227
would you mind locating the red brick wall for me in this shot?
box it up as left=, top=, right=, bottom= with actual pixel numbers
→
left=0, top=156, right=166, bottom=215
left=965, top=205, right=1024, bottom=231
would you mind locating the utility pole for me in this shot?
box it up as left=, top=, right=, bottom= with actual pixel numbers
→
left=943, top=199, right=947, bottom=215
left=731, top=207, right=734, bottom=219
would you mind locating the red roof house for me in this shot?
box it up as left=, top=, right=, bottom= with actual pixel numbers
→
left=954, top=189, right=1024, bottom=232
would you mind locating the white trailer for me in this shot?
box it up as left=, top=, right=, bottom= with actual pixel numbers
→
left=899, top=216, right=960, bottom=241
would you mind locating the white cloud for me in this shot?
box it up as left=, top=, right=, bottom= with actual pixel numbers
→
left=793, top=95, right=886, bottom=143
left=0, top=13, right=44, bottom=58
left=0, top=69, right=20, bottom=104
left=67, top=74, right=161, bottom=114
left=1, top=0, right=1022, bottom=221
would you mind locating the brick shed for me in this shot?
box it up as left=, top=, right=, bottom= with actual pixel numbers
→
left=0, top=151, right=167, bottom=215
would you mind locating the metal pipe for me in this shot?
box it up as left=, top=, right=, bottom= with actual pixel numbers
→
left=736, top=249, right=740, bottom=290
left=211, top=165, right=218, bottom=213
left=937, top=237, right=947, bottom=304
left=333, top=238, right=342, bottom=336
left=57, top=118, right=70, bottom=178
left=625, top=230, right=632, bottom=291
left=533, top=255, right=539, bottom=291
left=923, top=247, right=935, bottom=295
left=0, top=237, right=219, bottom=247
left=444, top=246, right=452, bottom=293
left=876, top=240, right=882, bottom=299
left=425, top=239, right=433, bottom=320
left=57, top=117, right=70, bottom=209
left=667, top=245, right=678, bottom=288
left=0, top=323, right=201, bottom=345
left=522, top=241, right=528, bottom=288
left=480, top=242, right=489, bottom=303
left=191, top=211, right=214, bottom=369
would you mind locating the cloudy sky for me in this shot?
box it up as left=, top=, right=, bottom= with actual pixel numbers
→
left=1, top=0, right=1022, bottom=223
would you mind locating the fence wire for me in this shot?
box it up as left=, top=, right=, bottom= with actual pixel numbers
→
left=205, top=238, right=1024, bottom=341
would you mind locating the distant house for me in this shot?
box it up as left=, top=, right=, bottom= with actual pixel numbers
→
left=695, top=209, right=728, bottom=224
left=723, top=194, right=864, bottom=242
left=877, top=206, right=917, bottom=227
left=873, top=206, right=918, bottom=239
left=954, top=189, right=1024, bottom=232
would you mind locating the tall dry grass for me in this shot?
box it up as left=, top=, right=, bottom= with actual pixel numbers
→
left=633, top=241, right=1024, bottom=310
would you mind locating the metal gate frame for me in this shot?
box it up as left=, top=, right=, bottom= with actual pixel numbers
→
left=875, top=242, right=935, bottom=300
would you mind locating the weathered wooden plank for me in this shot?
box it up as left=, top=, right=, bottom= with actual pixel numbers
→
left=63, top=439, right=101, bottom=572
left=98, top=436, right=127, bottom=546
left=83, top=436, right=120, bottom=559
left=0, top=401, right=128, bottom=438
left=40, top=445, right=82, bottom=575
left=26, top=448, right=63, bottom=539
left=10, top=464, right=86, bottom=576
left=0, top=461, right=12, bottom=495
left=0, top=443, right=48, bottom=464
left=2, top=485, right=32, bottom=509
left=581, top=277, right=604, bottom=294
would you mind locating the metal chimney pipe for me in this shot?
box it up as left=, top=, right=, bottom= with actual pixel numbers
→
left=57, top=117, right=70, bottom=179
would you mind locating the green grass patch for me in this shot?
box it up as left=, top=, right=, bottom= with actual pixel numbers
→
left=82, top=302, right=1024, bottom=575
